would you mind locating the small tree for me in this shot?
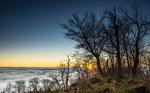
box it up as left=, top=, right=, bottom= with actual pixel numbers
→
left=14, top=80, right=25, bottom=93
left=41, top=79, right=54, bottom=92
left=4, top=82, right=13, bottom=93
left=29, top=78, right=39, bottom=92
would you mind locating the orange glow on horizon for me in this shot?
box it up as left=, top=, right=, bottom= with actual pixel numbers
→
left=0, top=54, right=63, bottom=67
left=0, top=59, right=59, bottom=67
left=0, top=46, right=71, bottom=67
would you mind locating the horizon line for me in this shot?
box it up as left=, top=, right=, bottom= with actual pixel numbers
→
left=0, top=66, right=58, bottom=68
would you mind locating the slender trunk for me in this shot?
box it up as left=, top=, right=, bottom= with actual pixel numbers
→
left=132, top=25, right=140, bottom=78
left=106, top=59, right=109, bottom=74
left=110, top=54, right=115, bottom=76
left=116, top=52, right=122, bottom=79
left=132, top=41, right=139, bottom=78
left=115, top=28, right=122, bottom=79
left=125, top=50, right=131, bottom=75
left=96, top=56, right=102, bottom=75
left=126, top=55, right=130, bottom=70
left=66, top=56, right=70, bottom=87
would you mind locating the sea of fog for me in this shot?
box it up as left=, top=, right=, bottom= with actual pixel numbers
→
left=0, top=67, right=62, bottom=92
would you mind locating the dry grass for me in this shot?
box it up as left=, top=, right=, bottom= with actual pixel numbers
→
left=27, top=76, right=150, bottom=93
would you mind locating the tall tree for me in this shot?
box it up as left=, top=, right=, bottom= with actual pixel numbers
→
left=103, top=7, right=123, bottom=78
left=123, top=6, right=150, bottom=77
left=62, top=13, right=106, bottom=74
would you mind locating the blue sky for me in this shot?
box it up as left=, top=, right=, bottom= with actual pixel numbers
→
left=0, top=0, right=150, bottom=67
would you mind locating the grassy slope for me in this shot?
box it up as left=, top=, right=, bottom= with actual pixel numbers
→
left=28, top=76, right=150, bottom=93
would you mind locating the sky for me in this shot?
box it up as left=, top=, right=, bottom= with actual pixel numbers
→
left=0, top=0, right=150, bottom=67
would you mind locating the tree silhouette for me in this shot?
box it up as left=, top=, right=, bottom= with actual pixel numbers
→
left=122, top=6, right=150, bottom=77
left=103, top=7, right=123, bottom=78
left=62, top=5, right=150, bottom=79
left=62, top=13, right=106, bottom=74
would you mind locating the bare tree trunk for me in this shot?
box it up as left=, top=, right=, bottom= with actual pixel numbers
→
left=96, top=56, right=102, bottom=75
left=109, top=54, right=115, bottom=76
left=66, top=56, right=70, bottom=87
left=115, top=26, right=122, bottom=79
left=116, top=52, right=122, bottom=79
left=106, top=59, right=109, bottom=74
left=132, top=41, right=140, bottom=78
left=125, top=49, right=131, bottom=76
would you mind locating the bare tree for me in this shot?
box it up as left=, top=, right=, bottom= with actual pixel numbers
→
left=4, top=82, right=13, bottom=93
left=41, top=79, right=54, bottom=92
left=49, top=72, right=62, bottom=90
left=64, top=56, right=70, bottom=87
left=72, top=51, right=84, bottom=78
left=72, top=51, right=98, bottom=79
left=62, top=13, right=106, bottom=74
left=103, top=7, right=123, bottom=78
left=29, top=78, right=39, bottom=92
left=14, top=80, right=25, bottom=93
left=49, top=57, right=71, bottom=90
left=122, top=6, right=150, bottom=77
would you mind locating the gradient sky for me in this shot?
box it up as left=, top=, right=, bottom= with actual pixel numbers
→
left=0, top=0, right=150, bottom=67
